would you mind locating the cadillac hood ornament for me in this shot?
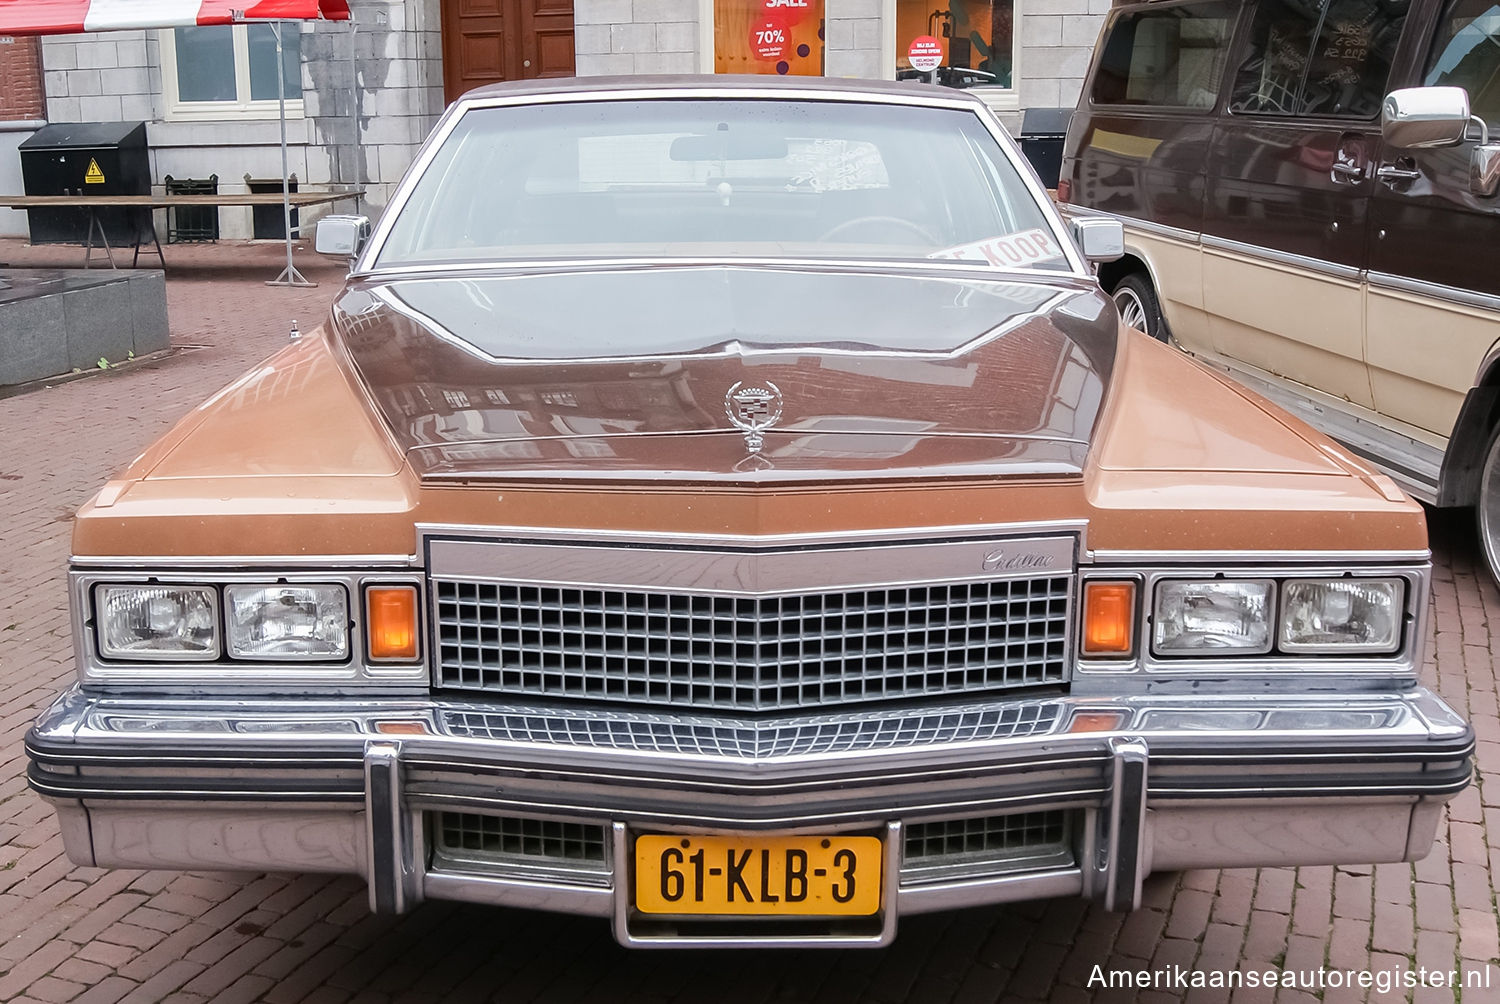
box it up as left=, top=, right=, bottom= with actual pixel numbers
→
left=725, top=380, right=784, bottom=454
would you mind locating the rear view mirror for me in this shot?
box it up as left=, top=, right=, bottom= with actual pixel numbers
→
left=670, top=132, right=790, bottom=161
left=1071, top=217, right=1124, bottom=264
left=316, top=214, right=371, bottom=259
left=1383, top=87, right=1471, bottom=149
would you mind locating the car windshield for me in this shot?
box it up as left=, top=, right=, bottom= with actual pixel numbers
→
left=374, top=98, right=1069, bottom=271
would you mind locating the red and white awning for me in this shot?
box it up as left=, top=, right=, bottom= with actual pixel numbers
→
left=0, top=0, right=350, bottom=36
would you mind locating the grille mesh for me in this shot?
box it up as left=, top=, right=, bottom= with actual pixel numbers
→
left=443, top=702, right=1061, bottom=758
left=905, top=811, right=1069, bottom=861
left=438, top=813, right=606, bottom=863
left=434, top=576, right=1072, bottom=712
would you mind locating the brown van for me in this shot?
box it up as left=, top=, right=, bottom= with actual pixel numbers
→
left=1060, top=0, right=1500, bottom=581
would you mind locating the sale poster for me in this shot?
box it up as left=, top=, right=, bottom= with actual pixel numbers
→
left=715, top=0, right=824, bottom=75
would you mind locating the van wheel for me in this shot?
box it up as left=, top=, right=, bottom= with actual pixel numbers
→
left=1111, top=274, right=1166, bottom=342
left=1477, top=425, right=1500, bottom=585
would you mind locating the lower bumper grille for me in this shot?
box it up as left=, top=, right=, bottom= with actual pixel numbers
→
left=435, top=812, right=608, bottom=875
left=903, top=810, right=1074, bottom=882
left=906, top=810, right=1068, bottom=861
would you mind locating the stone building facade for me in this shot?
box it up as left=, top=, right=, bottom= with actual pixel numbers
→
left=2, top=0, right=1109, bottom=238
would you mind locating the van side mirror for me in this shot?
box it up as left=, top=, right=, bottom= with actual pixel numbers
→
left=1070, top=217, right=1124, bottom=264
left=316, top=214, right=371, bottom=260
left=1382, top=87, right=1471, bottom=149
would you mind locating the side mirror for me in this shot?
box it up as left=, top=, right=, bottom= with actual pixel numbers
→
left=1071, top=217, right=1124, bottom=264
left=316, top=214, right=371, bottom=260
left=1382, top=87, right=1471, bottom=149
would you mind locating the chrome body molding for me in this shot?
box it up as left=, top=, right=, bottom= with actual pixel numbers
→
left=71, top=554, right=419, bottom=569
left=1369, top=271, right=1500, bottom=322
left=418, top=521, right=1093, bottom=561
left=1058, top=204, right=1202, bottom=249
left=1200, top=234, right=1361, bottom=283
left=27, top=685, right=1472, bottom=945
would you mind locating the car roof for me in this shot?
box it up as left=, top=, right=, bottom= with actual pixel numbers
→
left=456, top=74, right=991, bottom=108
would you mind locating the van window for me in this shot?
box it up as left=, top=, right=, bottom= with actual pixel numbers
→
left=1425, top=0, right=1500, bottom=127
left=1091, top=1, right=1235, bottom=107
left=1228, top=0, right=1408, bottom=118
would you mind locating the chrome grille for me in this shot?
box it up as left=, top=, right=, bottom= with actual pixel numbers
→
left=434, top=576, right=1072, bottom=712
left=437, top=812, right=606, bottom=864
left=905, top=811, right=1069, bottom=861
left=442, top=702, right=1062, bottom=758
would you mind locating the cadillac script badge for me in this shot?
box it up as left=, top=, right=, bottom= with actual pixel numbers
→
left=725, top=381, right=783, bottom=454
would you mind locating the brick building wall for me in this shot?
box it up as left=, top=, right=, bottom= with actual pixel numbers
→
left=0, top=36, right=45, bottom=121
left=0, top=35, right=46, bottom=237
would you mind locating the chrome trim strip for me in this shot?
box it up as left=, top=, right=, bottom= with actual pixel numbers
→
left=72, top=554, right=418, bottom=569
left=899, top=866, right=1085, bottom=914
left=1201, top=234, right=1361, bottom=283
left=355, top=84, right=1085, bottom=280
left=1089, top=549, right=1430, bottom=565
left=1060, top=205, right=1203, bottom=248
left=1103, top=738, right=1148, bottom=912
left=423, top=870, right=614, bottom=917
left=1368, top=271, right=1500, bottom=319
left=418, top=521, right=1091, bottom=559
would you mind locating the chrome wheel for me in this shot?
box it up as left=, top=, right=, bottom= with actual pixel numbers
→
left=1113, top=286, right=1148, bottom=331
left=1478, top=428, right=1500, bottom=585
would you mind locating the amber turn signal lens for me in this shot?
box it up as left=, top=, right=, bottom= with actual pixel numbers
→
left=1068, top=711, right=1125, bottom=734
left=367, top=586, right=419, bottom=660
left=1082, top=581, right=1136, bottom=656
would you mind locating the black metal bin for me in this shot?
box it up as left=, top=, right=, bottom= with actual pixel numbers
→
left=1018, top=107, right=1071, bottom=190
left=19, top=121, right=151, bottom=245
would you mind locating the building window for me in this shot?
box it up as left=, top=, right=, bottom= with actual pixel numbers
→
left=895, top=0, right=1013, bottom=89
left=161, top=24, right=302, bottom=119
left=715, top=0, right=825, bottom=75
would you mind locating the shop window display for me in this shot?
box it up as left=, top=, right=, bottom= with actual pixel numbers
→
left=896, top=0, right=1013, bottom=87
left=717, top=0, right=825, bottom=74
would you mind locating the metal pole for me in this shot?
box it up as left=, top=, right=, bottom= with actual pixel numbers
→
left=268, top=19, right=315, bottom=287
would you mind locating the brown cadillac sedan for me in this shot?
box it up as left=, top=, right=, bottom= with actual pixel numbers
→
left=27, top=77, right=1473, bottom=948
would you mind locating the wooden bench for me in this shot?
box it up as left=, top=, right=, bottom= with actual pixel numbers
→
left=0, top=189, right=365, bottom=270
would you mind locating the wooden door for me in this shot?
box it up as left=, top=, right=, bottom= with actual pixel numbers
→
left=441, top=0, right=574, bottom=104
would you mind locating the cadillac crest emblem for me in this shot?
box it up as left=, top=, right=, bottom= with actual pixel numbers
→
left=724, top=380, right=783, bottom=454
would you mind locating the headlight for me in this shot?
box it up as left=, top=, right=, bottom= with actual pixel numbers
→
left=225, top=585, right=349, bottom=660
left=1153, top=580, right=1273, bottom=654
left=1279, top=579, right=1401, bottom=653
left=97, top=584, right=219, bottom=660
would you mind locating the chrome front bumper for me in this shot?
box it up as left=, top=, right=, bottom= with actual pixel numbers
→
left=27, top=687, right=1473, bottom=948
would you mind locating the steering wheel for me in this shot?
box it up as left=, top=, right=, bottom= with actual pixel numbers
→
left=819, top=215, right=938, bottom=245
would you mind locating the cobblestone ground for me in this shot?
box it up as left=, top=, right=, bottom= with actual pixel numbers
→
left=0, top=239, right=1497, bottom=1003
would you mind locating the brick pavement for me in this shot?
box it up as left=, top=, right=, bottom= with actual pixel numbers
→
left=0, top=238, right=1497, bottom=1003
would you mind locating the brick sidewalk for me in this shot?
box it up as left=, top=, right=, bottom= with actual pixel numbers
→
left=0, top=239, right=1496, bottom=1003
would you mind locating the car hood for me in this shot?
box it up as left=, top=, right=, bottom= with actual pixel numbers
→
left=331, top=265, right=1119, bottom=482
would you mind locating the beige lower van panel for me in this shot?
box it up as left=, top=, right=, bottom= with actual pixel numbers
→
left=1367, top=285, right=1490, bottom=438
left=1203, top=248, right=1372, bottom=409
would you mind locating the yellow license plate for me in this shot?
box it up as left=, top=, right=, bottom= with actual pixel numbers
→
left=634, top=833, right=882, bottom=916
